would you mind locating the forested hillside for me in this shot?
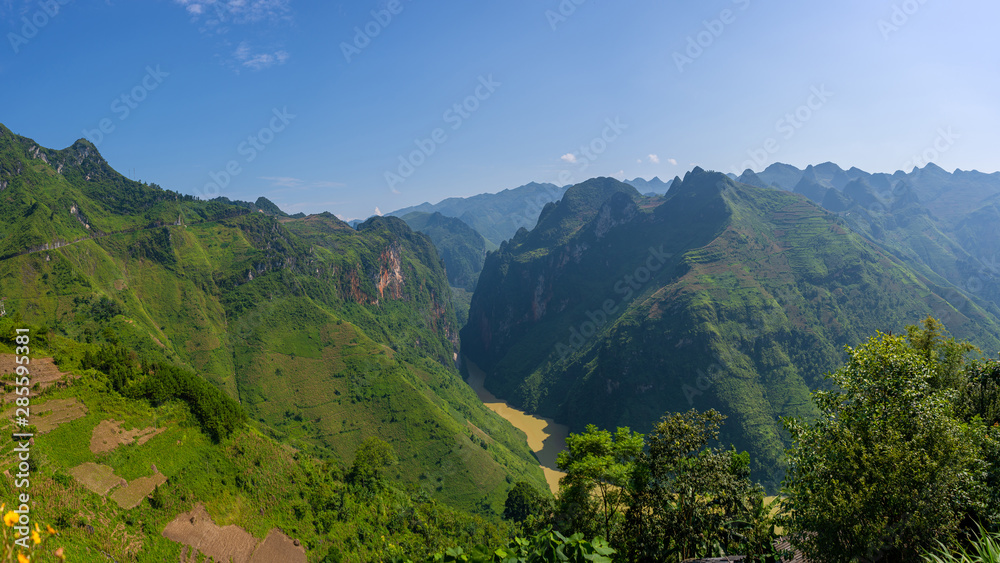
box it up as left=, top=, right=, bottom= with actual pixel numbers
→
left=0, top=125, right=549, bottom=515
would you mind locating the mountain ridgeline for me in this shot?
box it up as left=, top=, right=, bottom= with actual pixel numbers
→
left=0, top=124, right=548, bottom=512
left=399, top=211, right=488, bottom=293
left=461, top=170, right=1000, bottom=489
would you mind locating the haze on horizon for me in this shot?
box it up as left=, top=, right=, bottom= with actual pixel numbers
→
left=2, top=0, right=998, bottom=220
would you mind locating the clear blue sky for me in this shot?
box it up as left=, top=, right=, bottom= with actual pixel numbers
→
left=2, top=0, right=998, bottom=220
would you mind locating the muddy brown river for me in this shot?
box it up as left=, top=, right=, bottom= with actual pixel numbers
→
left=464, top=359, right=568, bottom=494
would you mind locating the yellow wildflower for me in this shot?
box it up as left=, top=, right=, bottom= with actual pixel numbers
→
left=17, top=553, right=29, bottom=563
left=4, top=510, right=20, bottom=527
left=31, top=530, right=40, bottom=544
left=47, top=524, right=57, bottom=535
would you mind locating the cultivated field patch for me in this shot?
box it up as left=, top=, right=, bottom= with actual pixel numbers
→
left=162, top=503, right=258, bottom=563
left=26, top=397, right=88, bottom=433
left=90, top=419, right=166, bottom=454
left=248, top=529, right=307, bottom=563
left=0, top=354, right=75, bottom=403
left=69, top=462, right=126, bottom=496
left=110, top=471, right=168, bottom=509
left=163, top=503, right=306, bottom=563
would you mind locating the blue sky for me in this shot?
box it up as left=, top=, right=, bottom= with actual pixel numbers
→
left=2, top=0, right=998, bottom=220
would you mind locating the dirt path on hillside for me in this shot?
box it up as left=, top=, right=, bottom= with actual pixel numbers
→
left=464, top=359, right=568, bottom=494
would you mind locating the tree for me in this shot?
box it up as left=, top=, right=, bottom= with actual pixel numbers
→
left=906, top=316, right=977, bottom=391
left=348, top=437, right=397, bottom=491
left=554, top=425, right=644, bottom=541
left=149, top=484, right=165, bottom=509
left=503, top=481, right=550, bottom=525
left=782, top=329, right=990, bottom=562
left=623, top=409, right=777, bottom=562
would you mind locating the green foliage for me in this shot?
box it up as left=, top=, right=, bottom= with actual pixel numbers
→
left=554, top=424, right=644, bottom=541
left=782, top=323, right=994, bottom=562
left=402, top=212, right=488, bottom=292
left=148, top=484, right=165, bottom=509
left=502, top=481, right=551, bottom=525
left=405, top=529, right=615, bottom=563
left=348, top=436, right=397, bottom=491
left=622, top=410, right=779, bottom=562
left=89, top=295, right=125, bottom=322
left=925, top=526, right=1000, bottom=563
left=549, top=410, right=780, bottom=562
left=81, top=343, right=247, bottom=441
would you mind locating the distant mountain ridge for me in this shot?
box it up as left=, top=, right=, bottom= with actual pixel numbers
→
left=388, top=182, right=568, bottom=248
left=624, top=176, right=674, bottom=195
left=746, top=161, right=1000, bottom=224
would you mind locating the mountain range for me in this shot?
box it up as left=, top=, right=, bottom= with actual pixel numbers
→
left=5, top=118, right=1000, bottom=556
left=459, top=168, right=1000, bottom=489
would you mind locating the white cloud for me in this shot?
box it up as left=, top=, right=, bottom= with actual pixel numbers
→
left=173, top=0, right=292, bottom=70
left=374, top=206, right=383, bottom=216
left=260, top=176, right=303, bottom=188
left=668, top=158, right=678, bottom=166
left=560, top=153, right=577, bottom=164
left=173, top=0, right=291, bottom=25
left=261, top=176, right=345, bottom=193
left=233, top=41, right=289, bottom=71
left=648, top=154, right=660, bottom=164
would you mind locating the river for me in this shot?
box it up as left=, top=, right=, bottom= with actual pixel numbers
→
left=464, top=359, right=568, bottom=494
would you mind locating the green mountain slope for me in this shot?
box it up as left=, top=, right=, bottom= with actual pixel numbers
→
left=0, top=125, right=548, bottom=514
left=0, top=329, right=521, bottom=561
left=775, top=167, right=1000, bottom=314
left=400, top=211, right=488, bottom=293
left=461, top=170, right=1000, bottom=489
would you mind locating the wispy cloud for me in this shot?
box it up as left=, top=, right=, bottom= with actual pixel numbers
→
left=233, top=41, right=289, bottom=71
left=648, top=154, right=660, bottom=164
left=173, top=0, right=292, bottom=27
left=667, top=158, right=678, bottom=166
left=173, top=0, right=293, bottom=72
left=560, top=153, right=577, bottom=164
left=260, top=176, right=346, bottom=192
